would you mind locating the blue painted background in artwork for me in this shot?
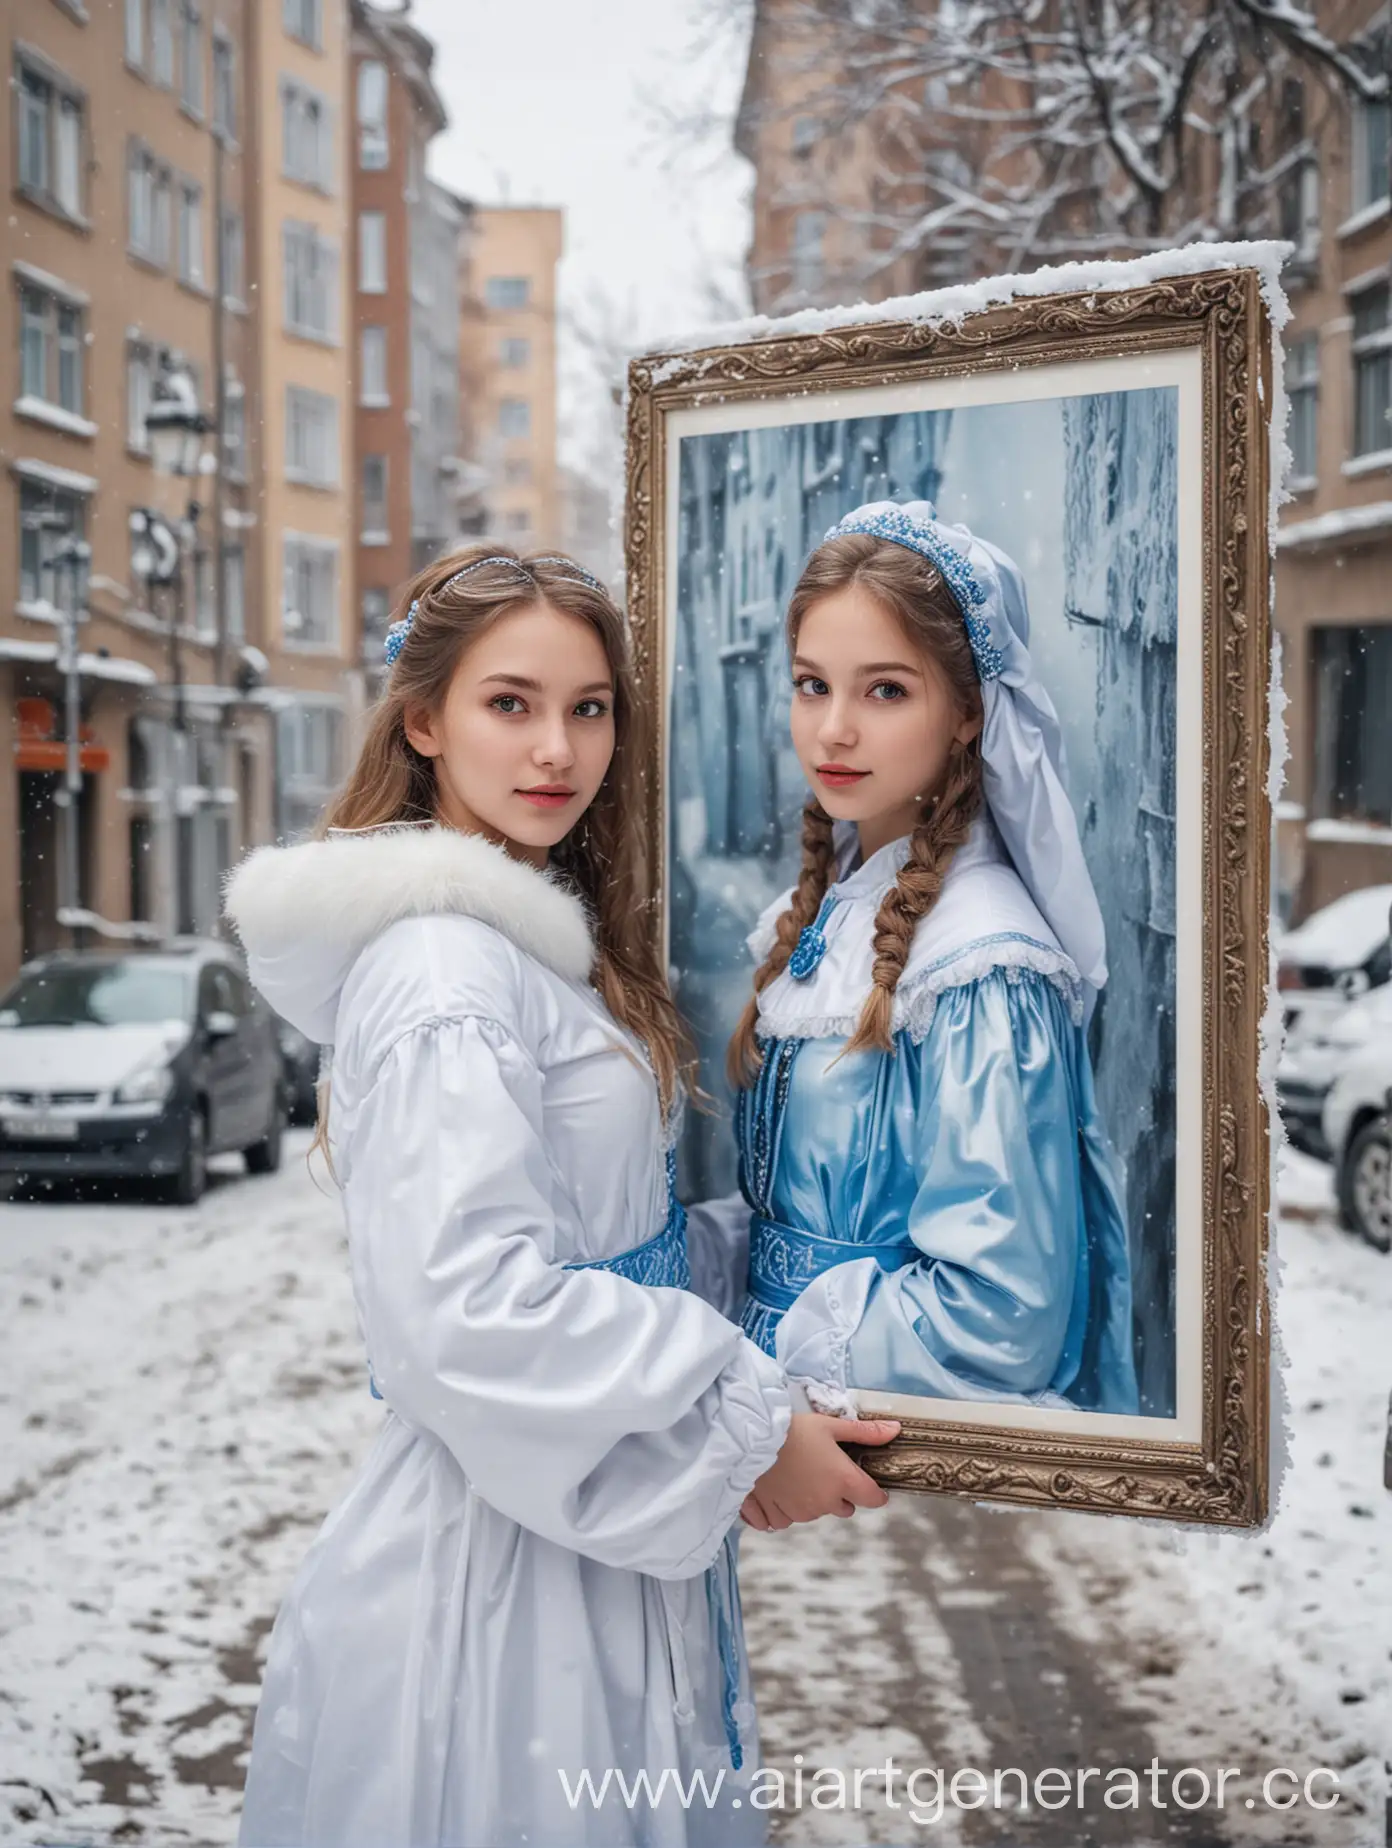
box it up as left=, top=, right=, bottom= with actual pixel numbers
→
left=668, top=388, right=1179, bottom=1417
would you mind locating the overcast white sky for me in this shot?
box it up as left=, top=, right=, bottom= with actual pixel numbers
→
left=406, top=0, right=755, bottom=465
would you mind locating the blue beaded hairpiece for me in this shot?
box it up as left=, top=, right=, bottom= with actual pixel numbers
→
left=382, top=553, right=610, bottom=667
left=822, top=504, right=1004, bottom=682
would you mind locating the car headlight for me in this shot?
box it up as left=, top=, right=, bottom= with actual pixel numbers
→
left=115, top=1063, right=175, bottom=1105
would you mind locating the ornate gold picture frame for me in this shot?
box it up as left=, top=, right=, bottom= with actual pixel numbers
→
left=626, top=262, right=1274, bottom=1528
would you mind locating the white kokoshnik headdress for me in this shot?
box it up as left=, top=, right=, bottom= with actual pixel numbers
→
left=382, top=554, right=609, bottom=666
left=822, top=499, right=1108, bottom=1005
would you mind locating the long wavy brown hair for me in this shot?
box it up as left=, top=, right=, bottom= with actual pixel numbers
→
left=322, top=544, right=692, bottom=1117
left=728, top=533, right=985, bottom=1086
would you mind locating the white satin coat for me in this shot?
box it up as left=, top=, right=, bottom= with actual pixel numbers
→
left=224, top=826, right=792, bottom=1848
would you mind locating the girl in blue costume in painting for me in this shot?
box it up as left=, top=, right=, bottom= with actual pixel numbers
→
left=716, top=502, right=1139, bottom=1424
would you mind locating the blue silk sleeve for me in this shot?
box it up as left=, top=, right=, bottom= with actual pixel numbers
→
left=775, top=970, right=1099, bottom=1404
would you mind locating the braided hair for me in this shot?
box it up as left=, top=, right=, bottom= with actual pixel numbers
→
left=727, top=533, right=984, bottom=1085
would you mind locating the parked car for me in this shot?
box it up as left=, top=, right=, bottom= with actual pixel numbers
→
left=0, top=941, right=285, bottom=1204
left=273, top=1012, right=321, bottom=1127
left=1277, top=884, right=1392, bottom=1034
left=1321, top=986, right=1392, bottom=1253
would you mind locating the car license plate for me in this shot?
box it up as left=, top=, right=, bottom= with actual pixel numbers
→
left=2, top=1115, right=78, bottom=1140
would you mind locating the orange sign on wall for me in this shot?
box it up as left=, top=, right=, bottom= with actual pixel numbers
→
left=14, top=697, right=110, bottom=775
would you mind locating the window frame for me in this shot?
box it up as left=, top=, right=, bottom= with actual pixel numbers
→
left=14, top=52, right=87, bottom=225
left=359, top=324, right=389, bottom=405
left=484, top=275, right=530, bottom=310
left=1284, top=332, right=1320, bottom=484
left=282, top=219, right=339, bottom=342
left=282, top=0, right=323, bottom=52
left=16, top=280, right=86, bottom=418
left=280, top=75, right=332, bottom=192
left=18, top=478, right=89, bottom=610
left=357, top=59, right=389, bottom=169
left=177, top=177, right=205, bottom=288
left=358, top=209, right=387, bottom=293
left=179, top=0, right=204, bottom=117
left=284, top=384, right=340, bottom=489
left=360, top=453, right=389, bottom=542
left=281, top=535, right=340, bottom=650
left=1350, top=278, right=1392, bottom=458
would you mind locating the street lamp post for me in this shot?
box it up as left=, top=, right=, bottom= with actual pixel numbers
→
left=52, top=532, right=93, bottom=945
left=140, top=356, right=214, bottom=937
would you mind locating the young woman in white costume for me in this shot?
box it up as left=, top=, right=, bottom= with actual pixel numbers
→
left=224, top=546, right=900, bottom=1848
left=723, top=503, right=1139, bottom=1421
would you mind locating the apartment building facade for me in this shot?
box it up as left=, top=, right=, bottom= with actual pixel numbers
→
left=2, top=0, right=266, bottom=982
left=735, top=1, right=1392, bottom=923
left=246, top=0, right=359, bottom=844
left=459, top=206, right=563, bottom=550
left=350, top=5, right=467, bottom=677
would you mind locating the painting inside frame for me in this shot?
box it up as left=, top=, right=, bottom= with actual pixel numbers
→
left=662, top=348, right=1207, bottom=1440
left=629, top=264, right=1276, bottom=1525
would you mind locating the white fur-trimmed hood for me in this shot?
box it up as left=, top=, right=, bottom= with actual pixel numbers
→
left=224, top=825, right=594, bottom=1042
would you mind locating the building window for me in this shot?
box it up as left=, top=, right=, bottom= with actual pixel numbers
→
left=792, top=210, right=827, bottom=294
left=222, top=543, right=245, bottom=642
left=276, top=702, right=343, bottom=839
left=1312, top=626, right=1392, bottom=824
left=283, top=221, right=338, bottom=339
left=192, top=547, right=216, bottom=636
left=281, top=78, right=331, bottom=189
left=361, top=454, right=388, bottom=539
left=219, top=208, right=244, bottom=300
left=125, top=0, right=144, bottom=65
left=1278, top=157, right=1319, bottom=262
left=150, top=0, right=174, bottom=84
left=285, top=385, right=339, bottom=487
left=18, top=285, right=85, bottom=416
left=180, top=0, right=203, bottom=114
left=498, top=398, right=531, bottom=439
left=1352, top=99, right=1391, bottom=215
left=178, top=180, right=205, bottom=286
left=500, top=336, right=530, bottom=368
left=485, top=275, right=529, bottom=310
left=282, top=538, right=339, bottom=647
left=282, top=0, right=322, bottom=50
left=129, top=142, right=173, bottom=265
left=19, top=479, right=88, bottom=608
left=16, top=59, right=85, bottom=221
left=222, top=377, right=246, bottom=479
left=357, top=60, right=388, bottom=169
left=1351, top=282, right=1392, bottom=457
left=127, top=341, right=156, bottom=451
left=792, top=115, right=819, bottom=156
left=1285, top=334, right=1319, bottom=483
left=212, top=34, right=236, bottom=138
left=360, top=325, right=389, bottom=403
left=360, top=587, right=390, bottom=664
left=358, top=210, right=387, bottom=292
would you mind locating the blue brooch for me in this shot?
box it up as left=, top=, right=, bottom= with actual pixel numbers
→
left=824, top=504, right=1004, bottom=683
left=788, top=895, right=836, bottom=980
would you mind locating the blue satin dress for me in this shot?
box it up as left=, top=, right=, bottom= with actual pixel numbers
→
left=735, top=821, right=1139, bottom=1416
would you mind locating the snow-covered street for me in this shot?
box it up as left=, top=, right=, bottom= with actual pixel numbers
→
left=1, top=1143, right=1387, bottom=1845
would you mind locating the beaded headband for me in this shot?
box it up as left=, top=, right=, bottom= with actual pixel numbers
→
left=382, top=554, right=609, bottom=667
left=822, top=503, right=1004, bottom=682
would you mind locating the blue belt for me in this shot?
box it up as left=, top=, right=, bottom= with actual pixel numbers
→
left=747, top=1213, right=918, bottom=1313
left=563, top=1198, right=691, bottom=1291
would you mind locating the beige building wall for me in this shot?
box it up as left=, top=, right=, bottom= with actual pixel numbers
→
left=246, top=0, right=360, bottom=837
left=2, top=0, right=268, bottom=979
left=460, top=206, right=563, bottom=550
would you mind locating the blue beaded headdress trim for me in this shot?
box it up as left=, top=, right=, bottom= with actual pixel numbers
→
left=823, top=504, right=1004, bottom=682
left=382, top=554, right=610, bottom=667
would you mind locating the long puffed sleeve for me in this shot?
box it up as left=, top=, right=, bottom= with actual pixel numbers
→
left=344, top=1014, right=791, bottom=1580
left=776, top=970, right=1114, bottom=1405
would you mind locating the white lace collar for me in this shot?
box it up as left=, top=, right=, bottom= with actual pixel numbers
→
left=749, top=815, right=1084, bottom=1045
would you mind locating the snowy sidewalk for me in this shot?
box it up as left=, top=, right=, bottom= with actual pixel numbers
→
left=0, top=1144, right=1386, bottom=1845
